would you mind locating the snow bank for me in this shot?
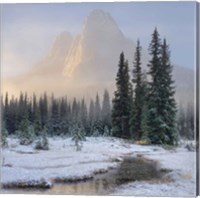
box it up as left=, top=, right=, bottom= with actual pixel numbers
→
left=1, top=137, right=196, bottom=196
left=1, top=137, right=128, bottom=188
left=111, top=144, right=196, bottom=197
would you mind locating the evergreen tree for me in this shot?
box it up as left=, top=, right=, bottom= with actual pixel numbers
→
left=32, top=93, right=38, bottom=121
left=39, top=93, right=48, bottom=128
left=130, top=40, right=144, bottom=140
left=6, top=96, right=18, bottom=134
left=103, top=125, right=110, bottom=137
left=146, top=29, right=177, bottom=145
left=72, top=98, right=78, bottom=124
left=93, top=93, right=103, bottom=135
left=32, top=93, right=42, bottom=135
left=185, top=103, right=194, bottom=140
left=101, top=89, right=112, bottom=130
left=1, top=121, right=8, bottom=147
left=88, top=99, right=95, bottom=135
left=112, top=52, right=132, bottom=138
left=4, top=92, right=9, bottom=131
left=59, top=97, right=69, bottom=135
left=48, top=94, right=61, bottom=136
left=177, top=103, right=187, bottom=139
left=18, top=114, right=34, bottom=145
left=35, top=126, right=49, bottom=150
left=71, top=124, right=86, bottom=151
left=80, top=98, right=88, bottom=132
left=140, top=72, right=150, bottom=142
left=94, top=93, right=101, bottom=123
left=145, top=28, right=163, bottom=144
left=160, top=38, right=177, bottom=144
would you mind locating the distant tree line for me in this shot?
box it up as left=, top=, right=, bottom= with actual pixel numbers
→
left=177, top=103, right=194, bottom=140
left=1, top=90, right=111, bottom=139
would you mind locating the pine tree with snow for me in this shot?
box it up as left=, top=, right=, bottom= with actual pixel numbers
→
left=160, top=38, right=177, bottom=145
left=93, top=120, right=104, bottom=136
left=146, top=29, right=177, bottom=145
left=101, top=89, right=112, bottom=130
left=130, top=40, right=145, bottom=140
left=60, top=97, right=69, bottom=136
left=48, top=94, right=61, bottom=136
left=35, top=126, right=49, bottom=150
left=39, top=93, right=48, bottom=128
left=1, top=121, right=8, bottom=147
left=71, top=98, right=79, bottom=124
left=112, top=52, right=133, bottom=138
left=177, top=103, right=186, bottom=139
left=94, top=93, right=101, bottom=123
left=88, top=99, right=95, bottom=136
left=140, top=73, right=150, bottom=143
left=103, top=125, right=110, bottom=137
left=6, top=96, right=18, bottom=134
left=80, top=98, right=89, bottom=132
left=18, top=114, right=34, bottom=145
left=3, top=92, right=9, bottom=133
left=71, top=124, right=86, bottom=151
left=185, top=103, right=194, bottom=140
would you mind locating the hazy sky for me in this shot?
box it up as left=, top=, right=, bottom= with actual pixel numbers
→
left=1, top=2, right=197, bottom=78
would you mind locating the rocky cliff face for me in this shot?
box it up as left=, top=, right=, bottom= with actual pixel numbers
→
left=63, top=10, right=136, bottom=83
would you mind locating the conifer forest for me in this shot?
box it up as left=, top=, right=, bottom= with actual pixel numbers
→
left=1, top=23, right=196, bottom=197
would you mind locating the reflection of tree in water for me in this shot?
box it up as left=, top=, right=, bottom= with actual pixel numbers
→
left=7, top=157, right=170, bottom=195
left=95, top=179, right=100, bottom=192
left=102, top=178, right=109, bottom=190
left=115, top=157, right=160, bottom=184
left=72, top=183, right=78, bottom=193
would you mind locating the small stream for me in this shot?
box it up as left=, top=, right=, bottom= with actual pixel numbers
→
left=1, top=156, right=171, bottom=195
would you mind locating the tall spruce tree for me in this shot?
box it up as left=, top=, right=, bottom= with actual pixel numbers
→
left=72, top=98, right=79, bottom=124
left=145, top=28, right=163, bottom=144
left=32, top=93, right=42, bottom=135
left=146, top=28, right=177, bottom=145
left=60, top=97, right=69, bottom=135
left=48, top=94, right=61, bottom=136
left=88, top=99, right=95, bottom=135
left=39, top=93, right=48, bottom=128
left=7, top=96, right=18, bottom=134
left=80, top=98, right=88, bottom=131
left=4, top=92, right=9, bottom=127
left=130, top=40, right=144, bottom=140
left=160, top=38, right=177, bottom=144
left=186, top=103, right=194, bottom=140
left=112, top=52, right=132, bottom=138
left=1, top=121, right=8, bottom=147
left=177, top=103, right=186, bottom=139
left=101, top=89, right=112, bottom=130
left=94, top=93, right=101, bottom=123
left=18, top=114, right=34, bottom=145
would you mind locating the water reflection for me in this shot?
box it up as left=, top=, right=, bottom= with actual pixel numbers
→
left=2, top=157, right=169, bottom=195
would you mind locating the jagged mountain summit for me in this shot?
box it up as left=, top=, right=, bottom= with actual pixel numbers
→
left=63, top=9, right=136, bottom=82
left=3, top=9, right=194, bottom=105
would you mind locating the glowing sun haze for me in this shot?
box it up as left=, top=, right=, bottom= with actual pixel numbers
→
left=1, top=2, right=197, bottom=104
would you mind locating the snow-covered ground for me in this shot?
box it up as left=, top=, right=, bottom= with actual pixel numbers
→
left=0, top=137, right=196, bottom=196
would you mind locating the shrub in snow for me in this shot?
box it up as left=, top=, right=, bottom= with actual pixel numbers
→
left=103, top=125, right=110, bottom=137
left=185, top=143, right=195, bottom=152
left=93, top=128, right=101, bottom=137
left=35, top=127, right=49, bottom=150
left=71, top=124, right=86, bottom=151
left=17, top=116, right=35, bottom=145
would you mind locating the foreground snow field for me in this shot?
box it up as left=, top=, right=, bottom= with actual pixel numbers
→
left=1, top=137, right=196, bottom=196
